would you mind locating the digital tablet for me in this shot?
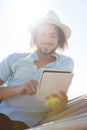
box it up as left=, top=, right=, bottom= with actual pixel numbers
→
left=36, top=69, right=74, bottom=101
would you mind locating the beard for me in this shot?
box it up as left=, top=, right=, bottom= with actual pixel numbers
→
left=37, top=45, right=57, bottom=55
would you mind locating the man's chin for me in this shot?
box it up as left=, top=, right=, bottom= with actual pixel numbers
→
left=41, top=50, right=52, bottom=55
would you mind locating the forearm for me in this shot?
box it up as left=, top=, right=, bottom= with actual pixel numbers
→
left=0, top=86, right=18, bottom=100
left=0, top=79, right=17, bottom=100
left=0, top=80, right=38, bottom=100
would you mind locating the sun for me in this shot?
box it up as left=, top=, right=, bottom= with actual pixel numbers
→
left=21, top=0, right=48, bottom=27
left=0, top=0, right=49, bottom=59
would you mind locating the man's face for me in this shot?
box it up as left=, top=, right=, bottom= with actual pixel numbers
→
left=36, top=24, right=59, bottom=55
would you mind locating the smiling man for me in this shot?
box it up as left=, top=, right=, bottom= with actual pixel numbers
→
left=0, top=11, right=74, bottom=130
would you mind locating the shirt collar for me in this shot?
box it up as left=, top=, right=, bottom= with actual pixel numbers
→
left=27, top=51, right=59, bottom=63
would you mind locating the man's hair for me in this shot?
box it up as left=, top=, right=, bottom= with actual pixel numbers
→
left=29, top=24, right=68, bottom=51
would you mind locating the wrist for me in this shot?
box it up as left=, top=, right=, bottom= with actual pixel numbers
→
left=14, top=85, right=27, bottom=95
left=13, top=86, right=19, bottom=95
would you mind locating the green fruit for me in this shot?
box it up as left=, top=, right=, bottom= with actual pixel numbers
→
left=45, top=97, right=60, bottom=110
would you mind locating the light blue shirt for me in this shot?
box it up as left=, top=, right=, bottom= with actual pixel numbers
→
left=0, top=51, right=74, bottom=127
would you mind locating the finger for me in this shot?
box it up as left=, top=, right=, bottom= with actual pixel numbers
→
left=50, top=93, right=59, bottom=98
left=60, top=91, right=68, bottom=102
left=29, top=81, right=36, bottom=93
left=33, top=80, right=38, bottom=87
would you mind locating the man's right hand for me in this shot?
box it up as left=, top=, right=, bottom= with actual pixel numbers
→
left=17, top=80, right=38, bottom=96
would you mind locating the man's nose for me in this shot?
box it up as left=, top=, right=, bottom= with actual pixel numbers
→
left=44, top=36, right=51, bottom=43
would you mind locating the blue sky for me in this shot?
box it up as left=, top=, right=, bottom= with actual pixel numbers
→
left=0, top=0, right=87, bottom=99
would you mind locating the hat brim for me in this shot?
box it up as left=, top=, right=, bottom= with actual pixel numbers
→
left=29, top=19, right=71, bottom=39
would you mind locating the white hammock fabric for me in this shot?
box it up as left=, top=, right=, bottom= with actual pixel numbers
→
left=26, top=94, right=87, bottom=130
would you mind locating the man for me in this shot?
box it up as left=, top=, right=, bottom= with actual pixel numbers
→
left=0, top=11, right=74, bottom=129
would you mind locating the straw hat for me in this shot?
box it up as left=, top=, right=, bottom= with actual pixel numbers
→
left=29, top=11, right=71, bottom=39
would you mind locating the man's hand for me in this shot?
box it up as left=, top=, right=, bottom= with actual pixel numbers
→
left=16, top=80, right=38, bottom=96
left=45, top=91, right=68, bottom=113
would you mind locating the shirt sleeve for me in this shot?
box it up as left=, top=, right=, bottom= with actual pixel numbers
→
left=0, top=52, right=29, bottom=82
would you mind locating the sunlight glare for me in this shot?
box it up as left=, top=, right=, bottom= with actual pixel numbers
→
left=0, top=0, right=49, bottom=60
